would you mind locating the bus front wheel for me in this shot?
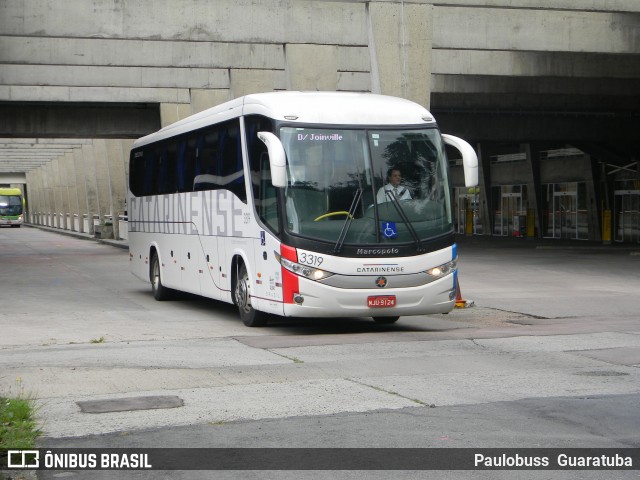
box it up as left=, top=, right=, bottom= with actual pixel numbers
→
left=235, top=263, right=268, bottom=327
left=150, top=252, right=173, bottom=301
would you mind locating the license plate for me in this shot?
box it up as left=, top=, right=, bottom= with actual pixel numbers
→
left=367, top=295, right=396, bottom=308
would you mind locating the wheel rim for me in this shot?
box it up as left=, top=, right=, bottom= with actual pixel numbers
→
left=152, top=258, right=160, bottom=291
left=236, top=271, right=251, bottom=314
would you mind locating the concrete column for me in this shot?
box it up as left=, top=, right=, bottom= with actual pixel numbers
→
left=49, top=158, right=61, bottom=228
left=523, top=143, right=542, bottom=239
left=43, top=162, right=55, bottom=227
left=72, top=147, right=88, bottom=233
left=81, top=144, right=99, bottom=235
left=229, top=69, right=275, bottom=99
left=191, top=89, right=231, bottom=115
left=285, top=44, right=338, bottom=91
left=34, top=170, right=45, bottom=225
left=160, top=103, right=192, bottom=128
left=92, top=140, right=112, bottom=224
left=63, top=152, right=79, bottom=231
left=476, top=142, right=495, bottom=236
left=53, top=157, right=71, bottom=230
left=583, top=154, right=600, bottom=241
left=105, top=139, right=131, bottom=240
left=25, top=170, right=39, bottom=224
left=368, top=2, right=432, bottom=107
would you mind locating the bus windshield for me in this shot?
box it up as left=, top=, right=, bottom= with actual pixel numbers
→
left=0, top=195, right=23, bottom=216
left=279, top=126, right=452, bottom=246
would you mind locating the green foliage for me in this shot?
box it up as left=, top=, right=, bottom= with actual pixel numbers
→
left=0, top=396, right=40, bottom=449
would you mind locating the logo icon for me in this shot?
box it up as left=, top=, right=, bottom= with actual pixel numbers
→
left=375, top=276, right=388, bottom=288
left=382, top=222, right=397, bottom=239
left=8, top=450, right=40, bottom=469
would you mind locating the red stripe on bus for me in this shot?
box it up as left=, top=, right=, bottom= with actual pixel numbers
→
left=280, top=244, right=299, bottom=304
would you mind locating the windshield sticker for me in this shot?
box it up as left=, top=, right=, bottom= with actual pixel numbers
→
left=297, top=133, right=343, bottom=142
left=382, top=222, right=397, bottom=239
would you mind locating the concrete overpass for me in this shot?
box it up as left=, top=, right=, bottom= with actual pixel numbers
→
left=1, top=0, right=639, bottom=241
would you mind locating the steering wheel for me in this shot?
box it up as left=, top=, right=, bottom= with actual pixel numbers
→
left=313, top=211, right=353, bottom=222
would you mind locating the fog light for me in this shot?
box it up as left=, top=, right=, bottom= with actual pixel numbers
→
left=293, top=294, right=304, bottom=305
left=448, top=288, right=456, bottom=301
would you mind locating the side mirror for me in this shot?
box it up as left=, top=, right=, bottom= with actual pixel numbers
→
left=257, top=132, right=287, bottom=188
left=442, top=134, right=478, bottom=187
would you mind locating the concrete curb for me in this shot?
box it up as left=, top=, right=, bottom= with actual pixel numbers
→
left=23, top=223, right=129, bottom=250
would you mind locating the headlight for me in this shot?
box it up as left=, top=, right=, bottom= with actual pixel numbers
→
left=426, top=258, right=457, bottom=277
left=274, top=252, right=334, bottom=281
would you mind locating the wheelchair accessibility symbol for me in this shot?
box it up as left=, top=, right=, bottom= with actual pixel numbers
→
left=382, top=222, right=397, bottom=239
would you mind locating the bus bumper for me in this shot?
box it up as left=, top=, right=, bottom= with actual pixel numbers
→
left=0, top=217, right=23, bottom=226
left=281, top=273, right=457, bottom=318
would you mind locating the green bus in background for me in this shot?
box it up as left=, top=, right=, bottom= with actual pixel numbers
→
left=0, top=188, right=25, bottom=227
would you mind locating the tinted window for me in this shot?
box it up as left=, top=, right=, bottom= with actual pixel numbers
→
left=130, top=118, right=247, bottom=203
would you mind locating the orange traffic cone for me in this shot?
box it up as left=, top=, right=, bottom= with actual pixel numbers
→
left=455, top=277, right=473, bottom=308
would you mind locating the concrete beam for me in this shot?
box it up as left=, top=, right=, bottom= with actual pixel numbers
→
left=0, top=36, right=285, bottom=70
left=0, top=86, right=190, bottom=104
left=432, top=75, right=640, bottom=98
left=0, top=0, right=368, bottom=45
left=337, top=72, right=370, bottom=92
left=159, top=103, right=193, bottom=128
left=433, top=7, right=640, bottom=54
left=428, top=0, right=640, bottom=13
left=432, top=50, right=640, bottom=79
left=0, top=173, right=26, bottom=183
left=190, top=90, right=232, bottom=115
left=0, top=65, right=229, bottom=90
left=432, top=110, right=640, bottom=143
left=368, top=2, right=432, bottom=107
left=0, top=103, right=160, bottom=138
left=285, top=44, right=338, bottom=91
left=229, top=69, right=278, bottom=99
left=431, top=91, right=640, bottom=113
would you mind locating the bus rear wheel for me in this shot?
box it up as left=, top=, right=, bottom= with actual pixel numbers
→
left=150, top=252, right=173, bottom=301
left=373, top=316, right=400, bottom=324
left=235, top=263, right=268, bottom=327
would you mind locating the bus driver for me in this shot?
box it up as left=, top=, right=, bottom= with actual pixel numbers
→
left=376, top=166, right=412, bottom=203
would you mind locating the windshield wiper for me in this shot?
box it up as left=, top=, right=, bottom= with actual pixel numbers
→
left=385, top=190, right=423, bottom=252
left=333, top=188, right=362, bottom=254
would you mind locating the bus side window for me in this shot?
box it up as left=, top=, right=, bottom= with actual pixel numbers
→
left=176, top=136, right=198, bottom=193
left=245, top=115, right=279, bottom=233
left=220, top=121, right=246, bottom=203
left=142, top=149, right=156, bottom=196
left=192, top=119, right=246, bottom=202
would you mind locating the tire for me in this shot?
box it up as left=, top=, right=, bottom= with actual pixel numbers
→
left=150, top=252, right=173, bottom=301
left=373, top=316, right=400, bottom=325
left=235, top=263, right=268, bottom=327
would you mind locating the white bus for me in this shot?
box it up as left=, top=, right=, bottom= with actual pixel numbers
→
left=128, top=92, right=478, bottom=326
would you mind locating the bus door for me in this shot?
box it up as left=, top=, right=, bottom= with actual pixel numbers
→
left=456, top=187, right=480, bottom=235
left=494, top=187, right=523, bottom=236
left=614, top=189, right=640, bottom=243
left=551, top=191, right=577, bottom=239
